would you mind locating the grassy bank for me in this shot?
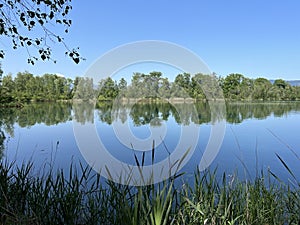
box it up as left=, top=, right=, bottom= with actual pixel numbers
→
left=0, top=161, right=299, bottom=225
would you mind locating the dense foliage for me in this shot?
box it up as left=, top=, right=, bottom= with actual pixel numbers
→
left=1, top=69, right=300, bottom=104
left=0, top=71, right=74, bottom=104
left=97, top=72, right=300, bottom=101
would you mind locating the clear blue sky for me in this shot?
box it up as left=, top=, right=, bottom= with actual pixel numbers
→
left=1, top=0, right=300, bottom=80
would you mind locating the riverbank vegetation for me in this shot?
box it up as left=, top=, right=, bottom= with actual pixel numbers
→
left=1, top=68, right=300, bottom=104
left=0, top=159, right=299, bottom=225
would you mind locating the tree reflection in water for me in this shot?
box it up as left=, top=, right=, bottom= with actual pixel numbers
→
left=1, top=101, right=300, bottom=155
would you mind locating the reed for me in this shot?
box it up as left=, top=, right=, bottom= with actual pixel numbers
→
left=0, top=155, right=299, bottom=225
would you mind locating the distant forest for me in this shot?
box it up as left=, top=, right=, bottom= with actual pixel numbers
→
left=1, top=68, right=300, bottom=104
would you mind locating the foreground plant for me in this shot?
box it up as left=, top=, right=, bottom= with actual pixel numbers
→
left=0, top=159, right=299, bottom=225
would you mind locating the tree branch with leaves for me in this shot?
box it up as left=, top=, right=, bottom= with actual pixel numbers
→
left=0, top=0, right=83, bottom=64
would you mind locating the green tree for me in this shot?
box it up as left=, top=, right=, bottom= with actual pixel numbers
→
left=13, top=71, right=34, bottom=102
left=127, top=72, right=143, bottom=98
left=295, top=86, right=300, bottom=100
left=191, top=73, right=223, bottom=100
left=0, top=71, right=75, bottom=103
left=171, top=73, right=191, bottom=98
left=117, top=78, right=127, bottom=98
left=64, top=78, right=73, bottom=99
left=42, top=74, right=56, bottom=100
left=73, top=77, right=95, bottom=101
left=32, top=76, right=45, bottom=101
left=149, top=71, right=162, bottom=95
left=98, top=77, right=119, bottom=100
left=274, top=79, right=288, bottom=89
left=174, top=74, right=184, bottom=88
left=190, top=74, right=206, bottom=99
left=158, top=77, right=171, bottom=98
left=253, top=78, right=272, bottom=100
left=240, top=77, right=254, bottom=100
left=72, top=77, right=81, bottom=98
left=53, top=76, right=71, bottom=100
left=141, top=71, right=162, bottom=98
left=1, top=73, right=14, bottom=103
left=222, top=73, right=244, bottom=100
left=271, top=79, right=294, bottom=100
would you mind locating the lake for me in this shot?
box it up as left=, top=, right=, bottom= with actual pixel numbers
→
left=0, top=101, right=299, bottom=185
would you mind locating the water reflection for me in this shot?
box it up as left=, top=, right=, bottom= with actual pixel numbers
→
left=225, top=102, right=300, bottom=123
left=1, top=101, right=300, bottom=180
left=73, top=102, right=94, bottom=124
left=0, top=101, right=299, bottom=144
left=0, top=102, right=300, bottom=131
left=93, top=101, right=300, bottom=125
left=95, top=101, right=213, bottom=126
left=0, top=103, right=72, bottom=131
left=0, top=101, right=300, bottom=132
left=0, top=103, right=72, bottom=155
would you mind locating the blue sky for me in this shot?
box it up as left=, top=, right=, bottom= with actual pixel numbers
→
left=1, top=0, right=300, bottom=80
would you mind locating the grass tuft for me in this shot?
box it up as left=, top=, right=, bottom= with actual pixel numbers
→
left=0, top=156, right=299, bottom=224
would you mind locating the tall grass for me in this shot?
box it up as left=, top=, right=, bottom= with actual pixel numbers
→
left=0, top=159, right=299, bottom=224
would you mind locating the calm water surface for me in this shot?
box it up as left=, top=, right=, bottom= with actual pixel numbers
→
left=0, top=101, right=299, bottom=183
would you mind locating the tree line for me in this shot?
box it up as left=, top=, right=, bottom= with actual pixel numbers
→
left=0, top=70, right=74, bottom=104
left=1, top=69, right=300, bottom=104
left=96, top=72, right=300, bottom=101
